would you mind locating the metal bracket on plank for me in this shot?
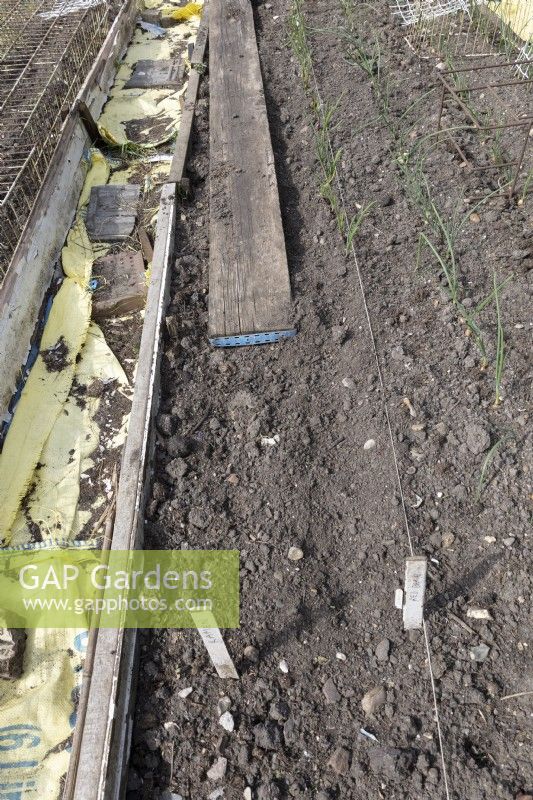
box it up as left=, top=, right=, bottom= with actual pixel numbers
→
left=209, top=329, right=297, bottom=348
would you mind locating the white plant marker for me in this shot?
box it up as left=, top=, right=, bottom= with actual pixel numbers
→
left=196, top=619, right=239, bottom=679
left=402, top=556, right=427, bottom=630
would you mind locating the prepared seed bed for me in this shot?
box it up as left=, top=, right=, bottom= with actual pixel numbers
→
left=130, top=2, right=532, bottom=800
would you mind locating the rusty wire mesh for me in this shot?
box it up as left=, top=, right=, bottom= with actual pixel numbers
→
left=389, top=0, right=533, bottom=195
left=391, top=0, right=533, bottom=59
left=0, top=0, right=111, bottom=283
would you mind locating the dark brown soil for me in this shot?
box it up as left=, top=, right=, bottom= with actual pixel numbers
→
left=40, top=336, right=71, bottom=373
left=129, top=3, right=532, bottom=800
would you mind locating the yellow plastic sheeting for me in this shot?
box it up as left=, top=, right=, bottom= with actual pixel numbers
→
left=8, top=324, right=129, bottom=547
left=161, top=1, right=202, bottom=20
left=112, top=23, right=199, bottom=89
left=97, top=9, right=201, bottom=147
left=109, top=159, right=171, bottom=185
left=0, top=628, right=88, bottom=799
left=116, top=26, right=190, bottom=81
left=61, top=217, right=103, bottom=286
left=78, top=149, right=110, bottom=209
left=98, top=87, right=185, bottom=147
left=0, top=279, right=91, bottom=542
left=493, top=0, right=533, bottom=40
left=0, top=187, right=113, bottom=542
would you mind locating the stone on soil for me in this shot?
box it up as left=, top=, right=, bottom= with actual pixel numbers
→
left=465, top=423, right=491, bottom=455
left=368, top=746, right=415, bottom=779
left=188, top=508, right=211, bottom=529
left=243, top=644, right=259, bottom=662
left=253, top=721, right=281, bottom=750
left=288, top=546, right=304, bottom=561
left=207, top=757, right=228, bottom=781
left=219, top=711, right=234, bottom=732
left=166, top=457, right=188, bottom=479
left=322, top=677, right=341, bottom=704
left=375, top=638, right=390, bottom=662
left=327, top=746, right=351, bottom=775
left=361, top=685, right=386, bottom=715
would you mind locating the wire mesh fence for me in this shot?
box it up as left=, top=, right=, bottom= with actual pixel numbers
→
left=0, top=0, right=111, bottom=283
left=390, top=0, right=533, bottom=58
left=389, top=0, right=533, bottom=195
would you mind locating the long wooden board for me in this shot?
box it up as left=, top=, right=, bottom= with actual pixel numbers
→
left=72, top=184, right=176, bottom=800
left=168, top=2, right=210, bottom=186
left=208, top=0, right=295, bottom=347
left=72, top=17, right=213, bottom=792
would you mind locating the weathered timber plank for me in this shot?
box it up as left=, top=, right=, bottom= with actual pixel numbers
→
left=191, top=3, right=209, bottom=70
left=72, top=16, right=210, bottom=796
left=72, top=184, right=177, bottom=800
left=208, top=0, right=294, bottom=343
left=168, top=2, right=209, bottom=185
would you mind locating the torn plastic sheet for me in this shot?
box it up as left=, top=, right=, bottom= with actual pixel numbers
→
left=97, top=14, right=201, bottom=147
left=8, top=323, right=130, bottom=547
left=0, top=148, right=106, bottom=448
left=140, top=20, right=167, bottom=36
left=0, top=154, right=130, bottom=800
left=98, top=87, right=186, bottom=147
left=0, top=277, right=91, bottom=541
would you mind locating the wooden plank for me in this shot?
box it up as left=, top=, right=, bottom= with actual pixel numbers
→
left=168, top=69, right=201, bottom=189
left=191, top=3, right=209, bottom=70
left=62, top=500, right=115, bottom=800
left=168, top=3, right=210, bottom=186
left=72, top=184, right=177, bottom=800
left=207, top=0, right=295, bottom=345
left=73, top=15, right=212, bottom=796
left=78, top=101, right=107, bottom=147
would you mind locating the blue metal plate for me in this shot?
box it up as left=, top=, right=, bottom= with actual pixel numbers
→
left=209, top=329, right=297, bottom=348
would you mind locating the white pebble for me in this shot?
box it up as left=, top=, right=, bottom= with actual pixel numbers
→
left=288, top=546, right=303, bottom=561
left=243, top=789, right=252, bottom=800
left=469, top=643, right=490, bottom=662
left=207, top=756, right=228, bottom=781
left=279, top=659, right=289, bottom=673
left=218, top=711, right=234, bottom=732
left=336, top=651, right=347, bottom=661
left=178, top=687, right=193, bottom=699
left=363, top=438, right=376, bottom=451
left=467, top=608, right=492, bottom=620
